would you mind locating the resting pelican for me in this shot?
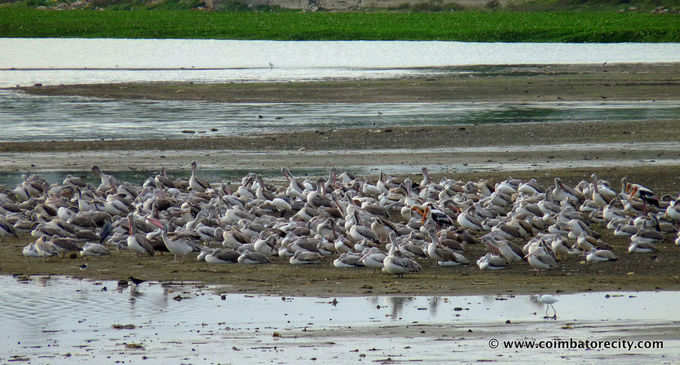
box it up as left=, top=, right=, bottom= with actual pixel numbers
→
left=290, top=250, right=323, bottom=265
left=457, top=206, right=484, bottom=231
left=333, top=252, right=364, bottom=268
left=22, top=242, right=41, bottom=257
left=552, top=178, right=583, bottom=203
left=586, top=249, right=617, bottom=263
left=382, top=235, right=422, bottom=276
left=476, top=253, right=507, bottom=270
left=525, top=245, right=558, bottom=271
left=665, top=200, right=680, bottom=222
left=426, top=231, right=469, bottom=266
left=282, top=167, right=305, bottom=199
left=628, top=241, right=657, bottom=254
left=81, top=242, right=111, bottom=256
left=127, top=214, right=155, bottom=256
left=237, top=251, right=271, bottom=264
left=0, top=217, right=18, bottom=238
left=359, top=247, right=386, bottom=269
left=205, top=248, right=239, bottom=264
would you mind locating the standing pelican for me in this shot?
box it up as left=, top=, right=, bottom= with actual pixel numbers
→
left=92, top=165, right=118, bottom=191
left=189, top=161, right=209, bottom=192
left=622, top=177, right=659, bottom=213
left=146, top=217, right=193, bottom=261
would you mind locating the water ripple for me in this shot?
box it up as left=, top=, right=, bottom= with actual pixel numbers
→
left=1, top=90, right=679, bottom=142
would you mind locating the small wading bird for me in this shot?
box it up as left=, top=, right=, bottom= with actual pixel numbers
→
left=128, top=276, right=146, bottom=286
left=537, top=294, right=559, bottom=319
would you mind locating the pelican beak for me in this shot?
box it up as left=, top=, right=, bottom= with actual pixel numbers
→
left=146, top=217, right=164, bottom=229
left=421, top=206, right=430, bottom=224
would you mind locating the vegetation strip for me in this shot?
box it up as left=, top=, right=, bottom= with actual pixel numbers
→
left=0, top=8, right=678, bottom=42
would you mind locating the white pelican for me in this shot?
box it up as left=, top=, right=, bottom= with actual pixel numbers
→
left=552, top=178, right=583, bottom=203
left=630, top=228, right=664, bottom=246
left=482, top=234, right=523, bottom=263
left=34, top=236, right=59, bottom=257
left=518, top=178, right=544, bottom=196
left=0, top=217, right=18, bottom=238
left=476, top=253, right=507, bottom=270
left=92, top=165, right=118, bottom=192
left=525, top=246, right=558, bottom=271
left=81, top=242, right=111, bottom=256
left=623, top=177, right=660, bottom=213
left=189, top=161, right=209, bottom=192
left=147, top=217, right=193, bottom=261
left=457, top=206, right=484, bottom=231
left=586, top=249, right=617, bottom=263
left=426, top=231, right=469, bottom=266
left=253, top=234, right=278, bottom=256
left=205, top=248, right=239, bottom=264
left=665, top=200, right=680, bottom=222
left=127, top=214, right=155, bottom=256
left=237, top=251, right=271, bottom=264
left=628, top=241, right=658, bottom=254
left=382, top=237, right=422, bottom=276
left=289, top=250, right=323, bottom=265
left=333, top=252, right=364, bottom=268
left=22, top=242, right=41, bottom=257
left=282, top=167, right=305, bottom=199
left=360, top=247, right=386, bottom=269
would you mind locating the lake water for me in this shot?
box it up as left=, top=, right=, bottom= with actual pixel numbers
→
left=3, top=39, right=680, bottom=87
left=2, top=39, right=680, bottom=143
left=2, top=89, right=679, bottom=142
left=1, top=275, right=678, bottom=364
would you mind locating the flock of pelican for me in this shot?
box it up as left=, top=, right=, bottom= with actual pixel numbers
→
left=0, top=162, right=678, bottom=276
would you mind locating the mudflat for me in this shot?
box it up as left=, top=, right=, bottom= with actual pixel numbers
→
left=18, top=63, right=680, bottom=103
left=3, top=62, right=680, bottom=296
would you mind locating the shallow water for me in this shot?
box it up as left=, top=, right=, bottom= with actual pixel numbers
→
left=3, top=39, right=680, bottom=143
left=0, top=140, right=677, bottom=185
left=3, top=39, right=680, bottom=87
left=1, top=90, right=679, bottom=142
left=1, top=276, right=678, bottom=364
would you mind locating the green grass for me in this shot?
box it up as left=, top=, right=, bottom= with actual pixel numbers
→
left=0, top=7, right=678, bottom=41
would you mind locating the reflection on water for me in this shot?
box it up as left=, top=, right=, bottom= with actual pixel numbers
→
left=2, top=276, right=679, bottom=364
left=1, top=90, right=679, bottom=142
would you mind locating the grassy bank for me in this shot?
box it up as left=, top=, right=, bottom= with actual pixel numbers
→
left=0, top=7, right=678, bottom=41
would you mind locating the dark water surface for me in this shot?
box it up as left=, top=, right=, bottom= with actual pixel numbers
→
left=2, top=90, right=679, bottom=142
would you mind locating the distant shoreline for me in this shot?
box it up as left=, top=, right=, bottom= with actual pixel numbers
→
left=15, top=63, right=680, bottom=103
